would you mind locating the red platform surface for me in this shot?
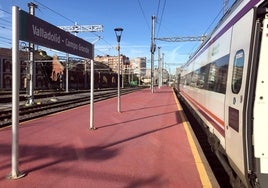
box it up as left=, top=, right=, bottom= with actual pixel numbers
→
left=0, top=87, right=216, bottom=187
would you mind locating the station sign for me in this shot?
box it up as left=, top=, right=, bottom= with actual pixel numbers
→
left=19, top=10, right=93, bottom=59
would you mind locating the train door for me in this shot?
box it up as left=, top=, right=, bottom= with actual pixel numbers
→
left=252, top=11, right=268, bottom=186
left=225, top=9, right=255, bottom=180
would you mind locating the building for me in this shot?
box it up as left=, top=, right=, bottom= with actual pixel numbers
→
left=0, top=48, right=118, bottom=90
left=0, top=47, right=49, bottom=90
left=130, top=57, right=146, bottom=77
left=94, top=54, right=130, bottom=74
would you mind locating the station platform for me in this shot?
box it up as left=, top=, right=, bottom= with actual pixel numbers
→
left=0, top=86, right=219, bottom=187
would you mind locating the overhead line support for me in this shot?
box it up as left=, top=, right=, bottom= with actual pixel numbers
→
left=155, top=36, right=206, bottom=42
left=58, top=23, right=104, bottom=33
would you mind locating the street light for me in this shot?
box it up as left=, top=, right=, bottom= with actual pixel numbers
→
left=114, top=27, right=123, bottom=112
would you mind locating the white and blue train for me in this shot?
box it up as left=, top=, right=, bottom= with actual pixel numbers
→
left=177, top=0, right=268, bottom=187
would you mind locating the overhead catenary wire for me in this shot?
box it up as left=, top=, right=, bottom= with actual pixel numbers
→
left=0, top=8, right=12, bottom=44
left=202, top=4, right=227, bottom=36
left=150, top=1, right=232, bottom=73
left=156, top=0, right=161, bottom=20
left=0, top=17, right=12, bottom=30
left=0, top=36, right=11, bottom=44
left=0, top=20, right=12, bottom=36
left=137, top=0, right=150, bottom=31
left=137, top=0, right=167, bottom=48
left=0, top=17, right=11, bottom=24
left=33, top=0, right=76, bottom=24
left=188, top=1, right=232, bottom=57
left=0, top=22, right=11, bottom=28
left=11, top=0, right=114, bottom=55
left=156, top=0, right=167, bottom=38
left=0, top=36, right=11, bottom=41
left=0, top=7, right=11, bottom=15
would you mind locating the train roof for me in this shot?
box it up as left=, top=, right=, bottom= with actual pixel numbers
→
left=183, top=0, right=265, bottom=68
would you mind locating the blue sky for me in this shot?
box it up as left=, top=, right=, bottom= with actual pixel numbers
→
left=0, top=0, right=235, bottom=73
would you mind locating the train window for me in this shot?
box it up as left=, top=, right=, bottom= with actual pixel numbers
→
left=197, top=64, right=210, bottom=89
left=203, top=55, right=229, bottom=94
left=180, top=54, right=229, bottom=94
left=210, top=55, right=229, bottom=93
left=231, top=50, right=244, bottom=94
left=191, top=70, right=199, bottom=87
left=186, top=73, right=192, bottom=86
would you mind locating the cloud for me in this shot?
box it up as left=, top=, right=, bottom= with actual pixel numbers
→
left=163, top=45, right=187, bottom=65
left=95, top=43, right=150, bottom=58
left=121, top=44, right=149, bottom=58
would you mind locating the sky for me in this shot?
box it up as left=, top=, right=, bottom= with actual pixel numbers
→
left=0, top=0, right=235, bottom=73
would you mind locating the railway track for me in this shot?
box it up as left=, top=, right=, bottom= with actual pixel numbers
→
left=175, top=91, right=232, bottom=188
left=0, top=87, right=143, bottom=128
left=0, top=88, right=114, bottom=103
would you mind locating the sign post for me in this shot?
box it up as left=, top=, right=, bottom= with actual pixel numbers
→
left=10, top=6, right=94, bottom=179
left=9, top=6, right=25, bottom=179
left=90, top=59, right=95, bottom=130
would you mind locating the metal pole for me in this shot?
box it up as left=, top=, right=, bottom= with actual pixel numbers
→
left=65, top=53, right=69, bottom=92
left=9, top=6, right=25, bottom=179
left=158, top=47, right=161, bottom=89
left=114, top=27, right=123, bottom=112
left=26, top=2, right=37, bottom=106
left=128, top=67, right=131, bottom=84
left=122, top=65, right=124, bottom=88
left=90, top=59, right=95, bottom=130
left=160, top=53, right=164, bottom=87
left=84, top=61, right=87, bottom=89
left=117, top=42, right=121, bottom=112
left=150, top=16, right=156, bottom=93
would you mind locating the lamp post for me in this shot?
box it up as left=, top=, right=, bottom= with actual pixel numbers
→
left=150, top=16, right=156, bottom=93
left=114, top=27, right=123, bottom=112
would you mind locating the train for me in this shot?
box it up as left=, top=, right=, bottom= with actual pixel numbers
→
left=176, top=0, right=268, bottom=187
